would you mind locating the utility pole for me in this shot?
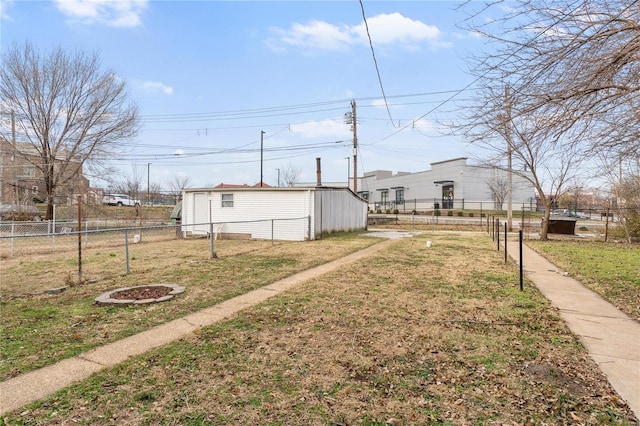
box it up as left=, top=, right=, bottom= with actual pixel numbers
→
left=505, top=86, right=513, bottom=232
left=147, top=162, right=151, bottom=206
left=276, top=168, right=280, bottom=188
left=260, top=130, right=265, bottom=187
left=344, top=100, right=358, bottom=193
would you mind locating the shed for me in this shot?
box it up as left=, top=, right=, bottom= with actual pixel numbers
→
left=181, top=186, right=368, bottom=241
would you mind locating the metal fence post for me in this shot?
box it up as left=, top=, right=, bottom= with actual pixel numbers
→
left=209, top=222, right=216, bottom=259
left=307, top=215, right=311, bottom=241
left=519, top=230, right=524, bottom=291
left=124, top=229, right=130, bottom=274
left=504, top=222, right=508, bottom=263
left=271, top=219, right=274, bottom=245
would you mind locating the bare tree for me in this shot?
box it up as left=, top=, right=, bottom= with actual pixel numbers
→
left=462, top=0, right=640, bottom=157
left=0, top=42, right=138, bottom=219
left=167, top=174, right=192, bottom=200
left=457, top=0, right=638, bottom=238
left=487, top=174, right=507, bottom=210
left=280, top=163, right=301, bottom=187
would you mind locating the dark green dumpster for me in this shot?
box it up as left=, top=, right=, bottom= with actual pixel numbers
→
left=547, top=218, right=576, bottom=235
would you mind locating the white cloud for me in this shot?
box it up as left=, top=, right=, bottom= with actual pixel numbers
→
left=53, top=0, right=148, bottom=28
left=0, top=0, right=13, bottom=20
left=267, top=12, right=448, bottom=53
left=352, top=13, right=442, bottom=47
left=290, top=119, right=350, bottom=139
left=142, top=81, right=174, bottom=95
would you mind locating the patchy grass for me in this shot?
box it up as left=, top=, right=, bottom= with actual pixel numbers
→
left=0, top=233, right=380, bottom=381
left=2, top=234, right=636, bottom=424
left=526, top=240, right=640, bottom=321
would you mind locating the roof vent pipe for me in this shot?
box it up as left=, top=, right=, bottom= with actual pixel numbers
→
left=316, top=157, right=322, bottom=187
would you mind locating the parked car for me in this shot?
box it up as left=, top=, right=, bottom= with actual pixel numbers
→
left=0, top=204, right=42, bottom=221
left=102, top=194, right=141, bottom=207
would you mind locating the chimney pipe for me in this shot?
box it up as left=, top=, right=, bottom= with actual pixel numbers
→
left=316, top=157, right=322, bottom=186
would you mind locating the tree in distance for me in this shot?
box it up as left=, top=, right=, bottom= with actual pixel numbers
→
left=0, top=41, right=139, bottom=219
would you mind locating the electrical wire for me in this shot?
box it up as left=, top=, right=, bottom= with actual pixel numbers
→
left=358, top=0, right=395, bottom=128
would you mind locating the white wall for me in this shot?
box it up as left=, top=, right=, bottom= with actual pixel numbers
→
left=359, top=158, right=536, bottom=210
left=181, top=187, right=367, bottom=241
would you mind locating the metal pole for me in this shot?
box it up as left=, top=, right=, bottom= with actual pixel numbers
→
left=519, top=230, right=523, bottom=291
left=496, top=218, right=500, bottom=251
left=125, top=230, right=130, bottom=274
left=214, top=222, right=216, bottom=259
left=147, top=162, right=151, bottom=206
left=260, top=130, right=265, bottom=187
left=271, top=219, right=274, bottom=245
left=351, top=100, right=358, bottom=193
left=504, top=222, right=508, bottom=263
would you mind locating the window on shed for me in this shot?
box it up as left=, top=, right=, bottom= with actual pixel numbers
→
left=221, top=193, right=234, bottom=207
left=395, top=189, right=404, bottom=204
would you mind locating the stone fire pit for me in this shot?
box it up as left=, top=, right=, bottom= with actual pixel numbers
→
left=95, top=283, right=185, bottom=305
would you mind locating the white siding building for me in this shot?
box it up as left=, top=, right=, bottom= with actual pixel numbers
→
left=181, top=186, right=367, bottom=241
left=359, top=157, right=536, bottom=212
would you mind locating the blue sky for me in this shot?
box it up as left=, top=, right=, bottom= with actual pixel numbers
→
left=1, top=0, right=488, bottom=190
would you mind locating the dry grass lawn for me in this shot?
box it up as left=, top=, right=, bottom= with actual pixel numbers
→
left=1, top=232, right=636, bottom=425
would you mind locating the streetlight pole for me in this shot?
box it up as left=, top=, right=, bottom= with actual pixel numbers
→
left=260, top=130, right=265, bottom=187
left=276, top=168, right=280, bottom=187
left=147, top=162, right=151, bottom=206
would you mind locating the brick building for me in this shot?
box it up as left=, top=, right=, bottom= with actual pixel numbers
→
left=0, top=138, right=90, bottom=205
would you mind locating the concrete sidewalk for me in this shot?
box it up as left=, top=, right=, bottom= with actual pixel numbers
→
left=0, top=239, right=397, bottom=415
left=507, top=240, right=640, bottom=419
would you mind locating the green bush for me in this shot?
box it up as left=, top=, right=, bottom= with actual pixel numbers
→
left=376, top=209, right=382, bottom=214
left=457, top=211, right=463, bottom=217
left=393, top=209, right=399, bottom=214
left=469, top=212, right=474, bottom=217
left=434, top=210, right=441, bottom=216
left=385, top=209, right=391, bottom=214
left=447, top=210, right=453, bottom=216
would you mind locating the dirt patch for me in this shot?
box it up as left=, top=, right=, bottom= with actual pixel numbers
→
left=111, top=286, right=172, bottom=300
left=94, top=284, right=185, bottom=305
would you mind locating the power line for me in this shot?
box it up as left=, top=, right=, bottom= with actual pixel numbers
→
left=358, top=0, right=394, bottom=128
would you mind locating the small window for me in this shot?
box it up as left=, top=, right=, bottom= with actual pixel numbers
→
left=221, top=193, right=234, bottom=207
left=23, top=165, right=35, bottom=177
left=395, top=189, right=404, bottom=204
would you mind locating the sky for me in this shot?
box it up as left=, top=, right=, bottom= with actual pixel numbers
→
left=0, top=0, right=490, bottom=190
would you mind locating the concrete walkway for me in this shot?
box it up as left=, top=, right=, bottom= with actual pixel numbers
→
left=507, top=240, right=640, bottom=419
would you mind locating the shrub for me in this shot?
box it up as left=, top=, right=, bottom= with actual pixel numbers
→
left=457, top=211, right=463, bottom=217
left=385, top=209, right=391, bottom=214
left=393, top=209, right=399, bottom=214
left=447, top=210, right=453, bottom=216
left=376, top=209, right=382, bottom=214
left=469, top=212, right=475, bottom=217
left=434, top=210, right=441, bottom=216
